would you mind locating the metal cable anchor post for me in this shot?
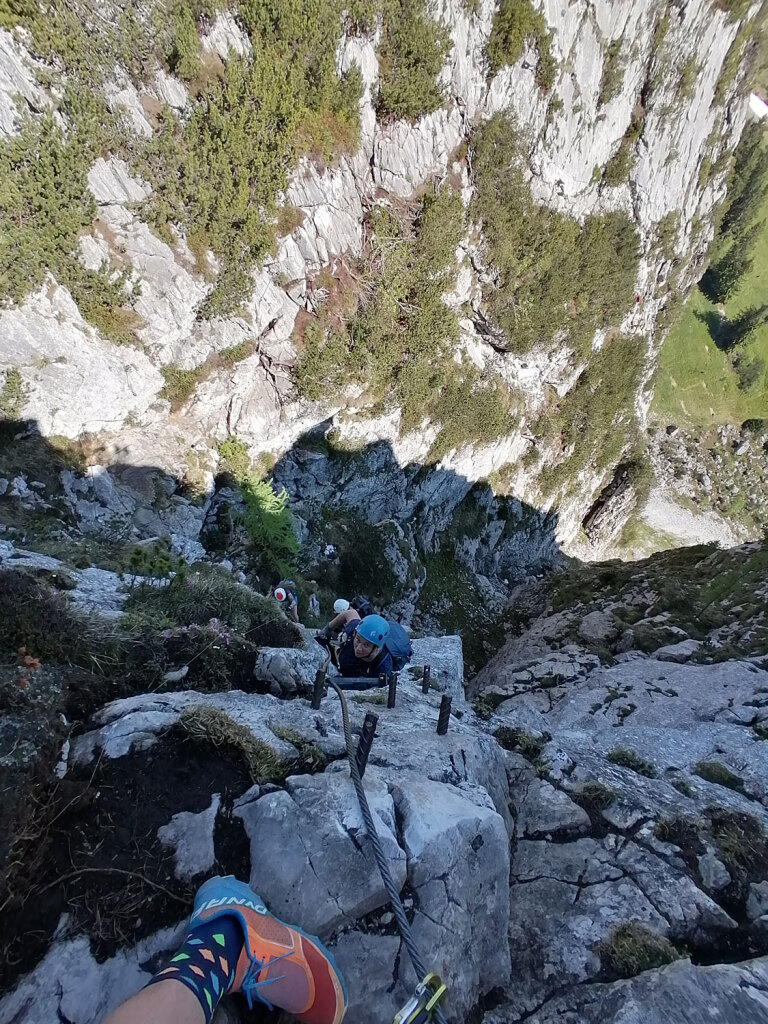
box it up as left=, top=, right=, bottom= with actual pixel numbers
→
left=311, top=667, right=326, bottom=710
left=421, top=664, right=431, bottom=694
left=436, top=694, right=452, bottom=735
left=387, top=671, right=398, bottom=709
left=355, top=712, right=378, bottom=777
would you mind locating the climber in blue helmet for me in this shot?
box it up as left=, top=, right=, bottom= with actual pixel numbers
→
left=337, top=613, right=393, bottom=678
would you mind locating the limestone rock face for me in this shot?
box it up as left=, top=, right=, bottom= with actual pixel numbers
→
left=486, top=955, right=768, bottom=1024
left=0, top=28, right=50, bottom=136
left=0, top=279, right=165, bottom=438
left=0, top=0, right=758, bottom=554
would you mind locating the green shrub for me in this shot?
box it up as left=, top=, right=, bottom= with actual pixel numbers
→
left=714, top=24, right=752, bottom=104
left=166, top=0, right=202, bottom=81
left=293, top=321, right=350, bottom=401
left=0, top=569, right=96, bottom=664
left=677, top=55, right=698, bottom=102
left=599, top=39, right=625, bottom=105
left=240, top=476, right=299, bottom=577
left=471, top=116, right=639, bottom=356
left=160, top=364, right=207, bottom=409
left=607, top=747, right=657, bottom=777
left=598, top=923, right=681, bottom=979
left=376, top=0, right=451, bottom=120
left=0, top=107, right=133, bottom=340
left=487, top=0, right=556, bottom=91
left=134, top=1, right=363, bottom=317
left=122, top=563, right=302, bottom=645
left=700, top=228, right=760, bottom=303
left=0, top=0, right=38, bottom=30
left=295, top=187, right=494, bottom=454
left=693, top=760, right=744, bottom=791
left=0, top=369, right=28, bottom=420
left=535, top=336, right=646, bottom=497
left=427, top=371, right=512, bottom=462
left=216, top=437, right=251, bottom=481
left=721, top=123, right=768, bottom=241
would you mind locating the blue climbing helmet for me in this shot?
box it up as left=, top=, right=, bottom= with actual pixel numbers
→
left=355, top=614, right=390, bottom=647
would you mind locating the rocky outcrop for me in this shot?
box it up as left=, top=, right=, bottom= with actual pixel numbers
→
left=2, top=529, right=768, bottom=1024
left=468, top=541, right=768, bottom=1020
left=1, top=666, right=512, bottom=1024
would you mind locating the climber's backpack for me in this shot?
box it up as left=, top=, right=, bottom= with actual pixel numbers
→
left=385, top=621, right=413, bottom=671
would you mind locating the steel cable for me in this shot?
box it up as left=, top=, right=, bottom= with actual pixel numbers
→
left=326, top=678, right=449, bottom=1024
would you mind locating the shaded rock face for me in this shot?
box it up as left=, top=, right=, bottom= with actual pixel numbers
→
left=273, top=439, right=560, bottom=621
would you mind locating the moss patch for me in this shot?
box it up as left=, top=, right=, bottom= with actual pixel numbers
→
left=693, top=761, right=744, bottom=792
left=607, top=747, right=657, bottom=778
left=598, top=922, right=682, bottom=979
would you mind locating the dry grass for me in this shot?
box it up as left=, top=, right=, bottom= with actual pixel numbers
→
left=178, top=706, right=290, bottom=783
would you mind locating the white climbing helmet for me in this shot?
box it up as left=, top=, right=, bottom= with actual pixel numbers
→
left=333, top=598, right=350, bottom=614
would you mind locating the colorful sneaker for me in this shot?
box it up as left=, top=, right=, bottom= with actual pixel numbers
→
left=191, top=875, right=347, bottom=1024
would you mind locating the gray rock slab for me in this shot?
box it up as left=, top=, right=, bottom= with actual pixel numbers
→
left=253, top=637, right=328, bottom=696
left=328, top=932, right=404, bottom=1024
left=236, top=768, right=406, bottom=938
left=748, top=881, right=768, bottom=922
left=490, top=954, right=768, bottom=1024
left=0, top=924, right=185, bottom=1024
left=391, top=775, right=511, bottom=1020
left=653, top=639, right=702, bottom=663
left=409, top=635, right=465, bottom=703
left=514, top=778, right=591, bottom=839
left=157, top=793, right=220, bottom=881
left=698, top=852, right=731, bottom=893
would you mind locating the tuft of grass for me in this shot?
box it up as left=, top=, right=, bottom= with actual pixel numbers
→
left=607, top=747, right=658, bottom=778
left=351, top=691, right=389, bottom=705
left=270, top=725, right=328, bottom=772
left=178, top=706, right=291, bottom=783
left=693, top=760, right=744, bottom=792
left=598, top=923, right=682, bottom=979
left=493, top=726, right=550, bottom=762
left=473, top=693, right=508, bottom=720
left=0, top=568, right=98, bottom=665
left=576, top=781, right=617, bottom=812
left=672, top=778, right=694, bottom=797
left=654, top=815, right=706, bottom=856
left=707, top=807, right=768, bottom=905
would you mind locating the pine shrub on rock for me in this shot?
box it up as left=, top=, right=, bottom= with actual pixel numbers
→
left=471, top=115, right=639, bottom=356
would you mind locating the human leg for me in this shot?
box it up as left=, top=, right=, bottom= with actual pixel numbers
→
left=101, top=876, right=347, bottom=1024
left=102, top=979, right=204, bottom=1024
